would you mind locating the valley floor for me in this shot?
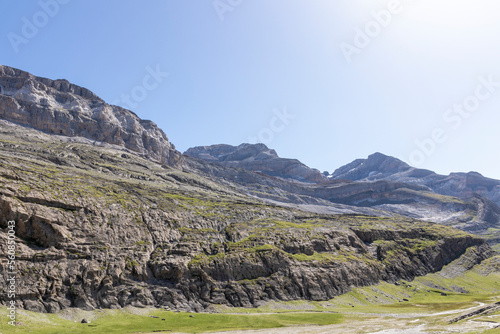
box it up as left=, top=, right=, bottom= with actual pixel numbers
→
left=4, top=293, right=500, bottom=334
left=181, top=311, right=500, bottom=334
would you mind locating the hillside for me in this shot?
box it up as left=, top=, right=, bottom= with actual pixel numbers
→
left=0, top=65, right=497, bottom=317
left=0, top=120, right=493, bottom=313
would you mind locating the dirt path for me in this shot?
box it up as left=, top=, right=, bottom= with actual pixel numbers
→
left=430, top=302, right=486, bottom=317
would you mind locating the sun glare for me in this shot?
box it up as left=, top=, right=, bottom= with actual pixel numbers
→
left=407, top=0, right=500, bottom=28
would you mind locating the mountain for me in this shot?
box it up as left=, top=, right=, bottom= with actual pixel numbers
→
left=185, top=143, right=327, bottom=183
left=186, top=148, right=500, bottom=237
left=330, top=152, right=500, bottom=207
left=0, top=65, right=182, bottom=166
left=0, top=65, right=497, bottom=315
left=330, top=152, right=415, bottom=181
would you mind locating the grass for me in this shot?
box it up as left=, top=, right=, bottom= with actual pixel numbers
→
left=396, top=188, right=466, bottom=204
left=323, top=284, right=490, bottom=315
left=416, top=256, right=500, bottom=296
left=0, top=308, right=343, bottom=334
left=289, top=251, right=363, bottom=263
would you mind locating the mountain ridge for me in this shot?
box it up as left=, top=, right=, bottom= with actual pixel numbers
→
left=0, top=118, right=492, bottom=313
left=329, top=152, right=500, bottom=207
left=184, top=144, right=500, bottom=234
left=185, top=143, right=327, bottom=183
left=2, top=64, right=498, bottom=235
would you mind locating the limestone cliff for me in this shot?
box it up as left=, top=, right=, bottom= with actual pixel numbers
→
left=0, top=65, right=181, bottom=166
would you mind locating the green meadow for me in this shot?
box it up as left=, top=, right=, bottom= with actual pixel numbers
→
left=0, top=308, right=342, bottom=334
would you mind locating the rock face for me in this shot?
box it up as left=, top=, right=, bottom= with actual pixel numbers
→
left=185, top=144, right=326, bottom=183
left=0, top=65, right=181, bottom=166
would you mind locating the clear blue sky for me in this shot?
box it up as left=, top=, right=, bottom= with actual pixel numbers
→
left=2, top=0, right=500, bottom=178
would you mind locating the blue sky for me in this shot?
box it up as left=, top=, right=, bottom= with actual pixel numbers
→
left=1, top=0, right=500, bottom=178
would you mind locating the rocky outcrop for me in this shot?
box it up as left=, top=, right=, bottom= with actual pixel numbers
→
left=0, top=65, right=181, bottom=166
left=185, top=143, right=326, bottom=183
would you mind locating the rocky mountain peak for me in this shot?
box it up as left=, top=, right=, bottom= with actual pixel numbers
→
left=331, top=152, right=411, bottom=181
left=185, top=143, right=278, bottom=162
left=0, top=65, right=181, bottom=166
left=185, top=143, right=326, bottom=183
left=329, top=152, right=500, bottom=206
left=0, top=65, right=102, bottom=101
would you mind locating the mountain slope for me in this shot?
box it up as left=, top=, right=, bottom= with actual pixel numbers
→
left=2, top=64, right=498, bottom=237
left=185, top=148, right=500, bottom=237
